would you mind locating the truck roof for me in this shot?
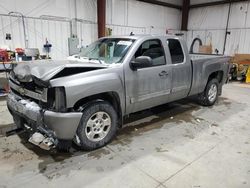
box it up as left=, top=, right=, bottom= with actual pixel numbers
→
left=101, top=34, right=180, bottom=40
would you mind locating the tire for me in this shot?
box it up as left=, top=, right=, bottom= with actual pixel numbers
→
left=57, top=140, right=72, bottom=152
left=75, top=101, right=118, bottom=150
left=198, top=78, right=219, bottom=106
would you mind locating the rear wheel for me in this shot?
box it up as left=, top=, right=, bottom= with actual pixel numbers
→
left=74, top=101, right=118, bottom=150
left=198, top=78, right=219, bottom=106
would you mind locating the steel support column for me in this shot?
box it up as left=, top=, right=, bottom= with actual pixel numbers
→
left=97, top=0, right=106, bottom=38
left=181, top=0, right=190, bottom=31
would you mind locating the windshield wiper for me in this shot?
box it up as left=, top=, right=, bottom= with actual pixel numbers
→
left=89, top=58, right=104, bottom=64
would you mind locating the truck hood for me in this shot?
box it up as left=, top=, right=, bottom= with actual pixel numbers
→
left=13, top=60, right=108, bottom=83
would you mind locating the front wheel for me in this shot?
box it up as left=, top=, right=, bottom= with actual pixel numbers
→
left=198, top=78, right=219, bottom=106
left=74, top=101, right=118, bottom=150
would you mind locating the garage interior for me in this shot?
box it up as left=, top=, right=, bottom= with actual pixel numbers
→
left=0, top=0, right=250, bottom=187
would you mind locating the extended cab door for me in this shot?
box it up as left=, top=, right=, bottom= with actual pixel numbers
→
left=124, top=38, right=172, bottom=114
left=166, top=38, right=192, bottom=101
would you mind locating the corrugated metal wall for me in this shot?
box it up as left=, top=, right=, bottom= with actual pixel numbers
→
left=187, top=1, right=250, bottom=55
left=0, top=0, right=181, bottom=59
left=0, top=14, right=71, bottom=59
left=76, top=21, right=146, bottom=48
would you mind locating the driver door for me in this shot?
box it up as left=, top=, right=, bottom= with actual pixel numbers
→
left=125, top=39, right=172, bottom=113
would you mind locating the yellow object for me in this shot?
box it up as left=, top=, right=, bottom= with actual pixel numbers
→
left=246, top=66, right=250, bottom=83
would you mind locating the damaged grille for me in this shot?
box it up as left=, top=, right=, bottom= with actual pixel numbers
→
left=9, top=75, right=48, bottom=103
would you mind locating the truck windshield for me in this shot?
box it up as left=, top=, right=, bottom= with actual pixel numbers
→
left=79, top=38, right=135, bottom=64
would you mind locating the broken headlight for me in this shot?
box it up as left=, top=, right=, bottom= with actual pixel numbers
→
left=47, top=87, right=67, bottom=112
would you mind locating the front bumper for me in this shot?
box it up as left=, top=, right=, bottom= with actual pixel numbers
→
left=7, top=92, right=82, bottom=141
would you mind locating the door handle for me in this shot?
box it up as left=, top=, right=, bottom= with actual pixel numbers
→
left=159, top=71, right=168, bottom=77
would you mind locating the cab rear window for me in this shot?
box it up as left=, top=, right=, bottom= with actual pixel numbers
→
left=167, top=39, right=184, bottom=64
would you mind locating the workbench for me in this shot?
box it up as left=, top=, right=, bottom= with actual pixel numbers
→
left=0, top=62, right=13, bottom=71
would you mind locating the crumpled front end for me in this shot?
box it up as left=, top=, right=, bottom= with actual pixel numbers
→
left=7, top=92, right=82, bottom=150
left=6, top=60, right=108, bottom=150
left=7, top=90, right=82, bottom=150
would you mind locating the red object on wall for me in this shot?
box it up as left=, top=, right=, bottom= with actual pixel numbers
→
left=15, top=48, right=24, bottom=55
left=0, top=49, right=9, bottom=62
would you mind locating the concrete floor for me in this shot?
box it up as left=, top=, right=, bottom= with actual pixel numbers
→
left=0, top=83, right=250, bottom=188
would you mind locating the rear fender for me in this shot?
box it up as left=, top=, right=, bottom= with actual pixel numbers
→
left=199, top=58, right=229, bottom=93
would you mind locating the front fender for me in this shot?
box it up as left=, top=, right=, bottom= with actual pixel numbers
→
left=50, top=72, right=125, bottom=114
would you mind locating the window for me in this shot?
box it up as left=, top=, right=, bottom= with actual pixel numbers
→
left=167, top=39, right=184, bottom=64
left=134, top=39, right=165, bottom=66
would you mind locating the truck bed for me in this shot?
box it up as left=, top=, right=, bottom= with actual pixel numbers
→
left=190, top=53, right=226, bottom=60
left=189, top=54, right=231, bottom=96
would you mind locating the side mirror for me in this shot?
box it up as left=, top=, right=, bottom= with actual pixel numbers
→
left=130, top=56, right=153, bottom=70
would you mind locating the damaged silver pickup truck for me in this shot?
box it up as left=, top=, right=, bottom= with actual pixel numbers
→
left=7, top=35, right=230, bottom=151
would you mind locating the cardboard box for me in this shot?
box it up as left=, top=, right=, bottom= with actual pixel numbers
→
left=233, top=54, right=250, bottom=65
left=199, top=45, right=212, bottom=54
